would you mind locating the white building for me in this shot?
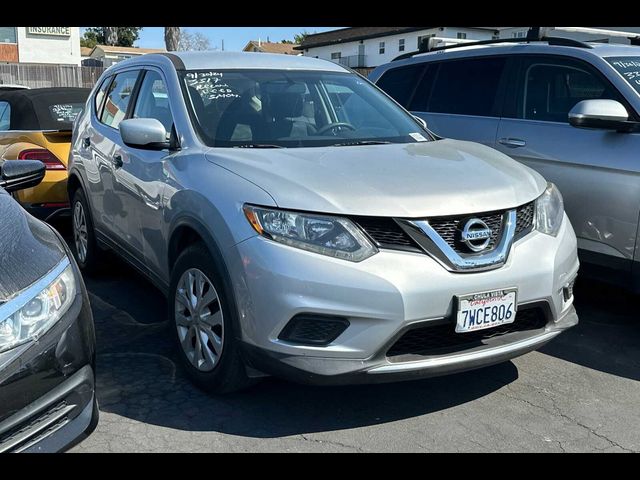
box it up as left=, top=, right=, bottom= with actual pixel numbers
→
left=84, top=45, right=166, bottom=67
left=0, top=27, right=81, bottom=65
left=500, top=26, right=640, bottom=42
left=296, top=27, right=501, bottom=69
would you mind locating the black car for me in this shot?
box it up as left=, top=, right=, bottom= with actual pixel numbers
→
left=0, top=159, right=97, bottom=452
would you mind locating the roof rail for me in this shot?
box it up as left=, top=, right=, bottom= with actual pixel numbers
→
left=392, top=27, right=597, bottom=62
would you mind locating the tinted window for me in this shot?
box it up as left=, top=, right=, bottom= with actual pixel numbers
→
left=99, top=70, right=139, bottom=129
left=0, top=101, right=10, bottom=130
left=94, top=75, right=112, bottom=115
left=133, top=70, right=173, bottom=134
left=522, top=63, right=618, bottom=123
left=427, top=57, right=506, bottom=116
left=376, top=64, right=424, bottom=108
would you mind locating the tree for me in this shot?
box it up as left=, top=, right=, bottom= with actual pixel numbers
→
left=81, top=27, right=143, bottom=48
left=281, top=39, right=293, bottom=44
left=164, top=27, right=181, bottom=52
left=178, top=30, right=211, bottom=51
left=104, top=27, right=118, bottom=46
left=293, top=30, right=315, bottom=45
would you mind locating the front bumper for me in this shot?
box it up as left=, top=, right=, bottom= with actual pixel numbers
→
left=0, top=246, right=97, bottom=452
left=227, top=213, right=579, bottom=384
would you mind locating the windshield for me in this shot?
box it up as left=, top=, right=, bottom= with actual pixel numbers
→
left=180, top=69, right=431, bottom=148
left=606, top=56, right=640, bottom=95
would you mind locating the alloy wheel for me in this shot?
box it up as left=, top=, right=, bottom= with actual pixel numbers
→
left=73, top=201, right=88, bottom=263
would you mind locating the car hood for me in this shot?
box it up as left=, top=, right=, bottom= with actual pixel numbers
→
left=0, top=189, right=66, bottom=302
left=205, top=139, right=547, bottom=217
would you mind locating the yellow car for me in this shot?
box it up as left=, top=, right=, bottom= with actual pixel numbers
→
left=0, top=87, right=90, bottom=220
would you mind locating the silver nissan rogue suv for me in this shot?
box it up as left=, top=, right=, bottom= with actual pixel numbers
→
left=68, top=51, right=579, bottom=392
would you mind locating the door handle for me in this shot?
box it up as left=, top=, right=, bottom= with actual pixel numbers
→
left=82, top=137, right=91, bottom=148
left=498, top=137, right=526, bottom=148
left=112, top=154, right=123, bottom=169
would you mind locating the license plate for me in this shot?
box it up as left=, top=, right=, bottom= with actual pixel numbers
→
left=455, top=289, right=517, bottom=333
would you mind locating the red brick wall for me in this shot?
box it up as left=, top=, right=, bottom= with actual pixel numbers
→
left=0, top=44, right=18, bottom=63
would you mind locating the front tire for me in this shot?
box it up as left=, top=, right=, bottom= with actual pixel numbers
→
left=169, top=243, right=254, bottom=394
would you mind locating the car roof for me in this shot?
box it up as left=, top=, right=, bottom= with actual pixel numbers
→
left=0, top=87, right=90, bottom=131
left=373, top=41, right=640, bottom=74
left=113, top=50, right=350, bottom=73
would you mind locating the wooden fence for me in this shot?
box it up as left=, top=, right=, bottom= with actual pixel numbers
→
left=0, top=63, right=106, bottom=89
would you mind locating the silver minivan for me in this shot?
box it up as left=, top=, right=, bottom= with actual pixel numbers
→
left=68, top=51, right=578, bottom=393
left=371, top=39, right=640, bottom=290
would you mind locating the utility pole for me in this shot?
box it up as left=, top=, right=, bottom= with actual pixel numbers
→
left=221, top=39, right=224, bottom=51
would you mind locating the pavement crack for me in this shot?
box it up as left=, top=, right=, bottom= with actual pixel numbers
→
left=497, top=389, right=635, bottom=453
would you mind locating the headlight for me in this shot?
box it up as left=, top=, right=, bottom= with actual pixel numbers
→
left=243, top=205, right=378, bottom=262
left=0, top=260, right=76, bottom=353
left=535, top=183, right=564, bottom=237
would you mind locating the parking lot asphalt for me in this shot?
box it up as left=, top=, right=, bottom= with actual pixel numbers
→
left=57, top=221, right=638, bottom=453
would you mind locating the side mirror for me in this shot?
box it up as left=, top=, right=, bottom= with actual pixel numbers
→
left=413, top=115, right=428, bottom=130
left=119, top=118, right=170, bottom=150
left=0, top=160, right=46, bottom=193
left=568, top=100, right=634, bottom=131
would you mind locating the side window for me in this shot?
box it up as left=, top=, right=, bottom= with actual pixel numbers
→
left=375, top=64, right=425, bottom=108
left=133, top=70, right=174, bottom=134
left=521, top=61, right=619, bottom=123
left=426, top=57, right=507, bottom=117
left=99, top=70, right=140, bottom=129
left=0, top=101, right=10, bottom=131
left=94, top=75, right=112, bottom=116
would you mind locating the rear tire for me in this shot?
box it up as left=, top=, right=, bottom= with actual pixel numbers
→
left=71, top=189, right=100, bottom=274
left=169, top=242, right=255, bottom=394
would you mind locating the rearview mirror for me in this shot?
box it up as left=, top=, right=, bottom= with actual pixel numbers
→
left=119, top=118, right=170, bottom=150
left=0, top=160, right=46, bottom=193
left=568, top=100, right=635, bottom=132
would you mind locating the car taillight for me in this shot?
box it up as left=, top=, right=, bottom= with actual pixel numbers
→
left=18, top=148, right=66, bottom=170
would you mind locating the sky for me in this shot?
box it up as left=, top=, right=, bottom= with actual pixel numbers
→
left=80, top=27, right=339, bottom=51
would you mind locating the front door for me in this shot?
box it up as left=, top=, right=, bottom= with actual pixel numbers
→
left=495, top=55, right=640, bottom=268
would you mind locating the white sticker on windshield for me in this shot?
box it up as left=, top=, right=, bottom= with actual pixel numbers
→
left=409, top=132, right=427, bottom=142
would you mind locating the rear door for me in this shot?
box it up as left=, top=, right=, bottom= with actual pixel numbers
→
left=90, top=68, right=143, bottom=255
left=495, top=55, right=640, bottom=267
left=383, top=56, right=510, bottom=147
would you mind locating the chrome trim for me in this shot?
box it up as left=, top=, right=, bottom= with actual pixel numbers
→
left=0, top=257, right=71, bottom=323
left=397, top=210, right=517, bottom=273
left=366, top=329, right=560, bottom=374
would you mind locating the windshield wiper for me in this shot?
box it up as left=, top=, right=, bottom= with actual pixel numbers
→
left=331, top=140, right=392, bottom=147
left=233, top=144, right=284, bottom=149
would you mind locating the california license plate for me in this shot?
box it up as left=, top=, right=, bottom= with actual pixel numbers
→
left=455, top=289, right=517, bottom=333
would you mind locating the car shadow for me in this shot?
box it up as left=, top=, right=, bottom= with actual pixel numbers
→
left=538, top=277, right=640, bottom=382
left=80, top=249, right=519, bottom=437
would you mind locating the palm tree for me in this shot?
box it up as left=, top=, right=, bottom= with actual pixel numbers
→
left=164, top=27, right=181, bottom=51
left=104, top=27, right=118, bottom=46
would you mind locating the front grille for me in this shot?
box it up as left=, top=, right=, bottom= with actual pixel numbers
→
left=278, top=315, right=350, bottom=346
left=515, top=202, right=535, bottom=238
left=352, top=201, right=535, bottom=254
left=351, top=216, right=420, bottom=251
left=429, top=211, right=504, bottom=253
left=0, top=401, right=72, bottom=453
left=387, top=307, right=547, bottom=360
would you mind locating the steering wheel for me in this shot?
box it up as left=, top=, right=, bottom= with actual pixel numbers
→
left=316, top=122, right=356, bottom=135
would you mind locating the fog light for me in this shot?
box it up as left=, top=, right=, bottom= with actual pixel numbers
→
left=278, top=314, right=349, bottom=346
left=563, top=278, right=576, bottom=302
